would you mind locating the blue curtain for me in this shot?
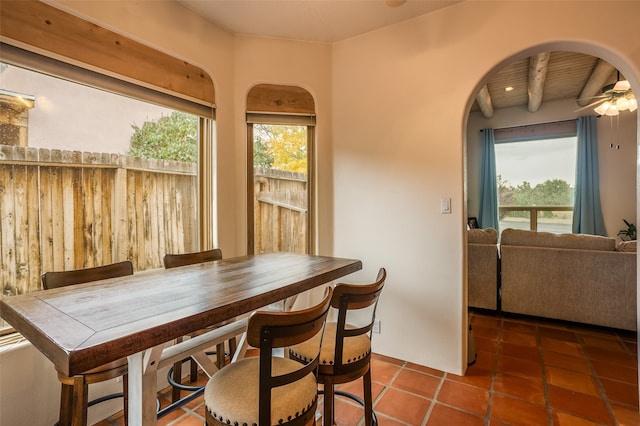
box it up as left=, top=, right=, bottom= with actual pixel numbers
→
left=572, top=116, right=606, bottom=235
left=478, top=128, right=499, bottom=230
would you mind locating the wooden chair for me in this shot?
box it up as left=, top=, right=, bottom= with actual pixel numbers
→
left=204, top=286, right=333, bottom=426
left=163, top=248, right=233, bottom=401
left=162, top=248, right=223, bottom=269
left=41, top=260, right=134, bottom=426
left=289, top=268, right=386, bottom=426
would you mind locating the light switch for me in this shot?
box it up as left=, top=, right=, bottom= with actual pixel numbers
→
left=440, top=197, right=451, bottom=214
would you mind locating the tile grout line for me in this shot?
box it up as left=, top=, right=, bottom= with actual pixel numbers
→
left=578, top=331, right=620, bottom=426
left=420, top=368, right=446, bottom=426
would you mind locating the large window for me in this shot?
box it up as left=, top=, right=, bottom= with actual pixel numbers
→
left=495, top=135, right=577, bottom=233
left=0, top=62, right=208, bottom=333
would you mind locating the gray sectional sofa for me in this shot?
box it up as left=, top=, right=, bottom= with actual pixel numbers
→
left=468, top=228, right=637, bottom=331
left=467, top=228, right=500, bottom=310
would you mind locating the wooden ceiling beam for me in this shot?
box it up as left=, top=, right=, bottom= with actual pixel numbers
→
left=527, top=52, right=551, bottom=112
left=577, top=59, right=616, bottom=107
left=476, top=84, right=494, bottom=118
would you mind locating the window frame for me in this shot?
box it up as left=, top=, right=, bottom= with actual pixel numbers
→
left=0, top=50, right=216, bottom=335
left=246, top=117, right=316, bottom=255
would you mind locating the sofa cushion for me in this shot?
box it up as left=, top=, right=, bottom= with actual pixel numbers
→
left=468, top=228, right=498, bottom=244
left=501, top=228, right=616, bottom=251
left=617, top=240, right=637, bottom=252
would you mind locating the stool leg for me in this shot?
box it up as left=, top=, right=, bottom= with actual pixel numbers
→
left=59, top=383, right=73, bottom=426
left=323, top=382, right=335, bottom=426
left=171, top=360, right=183, bottom=402
left=363, top=367, right=373, bottom=426
left=190, top=358, right=199, bottom=381
left=172, top=336, right=184, bottom=402
left=71, top=375, right=88, bottom=426
left=228, top=337, right=237, bottom=358
left=216, top=343, right=225, bottom=368
left=123, top=374, right=129, bottom=426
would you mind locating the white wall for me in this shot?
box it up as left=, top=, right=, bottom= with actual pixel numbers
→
left=467, top=101, right=638, bottom=239
left=331, top=0, right=640, bottom=374
left=0, top=340, right=181, bottom=425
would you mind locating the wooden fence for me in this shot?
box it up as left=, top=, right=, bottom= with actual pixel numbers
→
left=253, top=167, right=308, bottom=255
left=0, top=145, right=197, bottom=299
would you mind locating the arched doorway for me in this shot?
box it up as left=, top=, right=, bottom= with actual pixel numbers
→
left=464, top=44, right=640, bottom=402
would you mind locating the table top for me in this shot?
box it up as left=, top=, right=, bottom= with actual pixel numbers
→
left=0, top=253, right=361, bottom=376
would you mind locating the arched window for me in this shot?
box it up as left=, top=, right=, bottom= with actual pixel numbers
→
left=246, top=84, right=316, bottom=254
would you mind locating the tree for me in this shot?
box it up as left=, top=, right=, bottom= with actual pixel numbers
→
left=128, top=111, right=198, bottom=162
left=531, top=179, right=573, bottom=206
left=253, top=129, right=274, bottom=168
left=498, top=177, right=574, bottom=219
left=253, top=124, right=307, bottom=173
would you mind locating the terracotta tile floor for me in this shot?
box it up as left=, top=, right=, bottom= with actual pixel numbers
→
left=96, top=311, right=640, bottom=425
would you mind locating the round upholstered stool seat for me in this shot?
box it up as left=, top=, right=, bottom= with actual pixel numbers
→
left=289, top=323, right=371, bottom=366
left=204, top=357, right=318, bottom=426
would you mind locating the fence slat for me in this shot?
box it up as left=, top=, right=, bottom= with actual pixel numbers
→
left=0, top=146, right=197, bottom=303
left=14, top=164, right=28, bottom=291
left=26, top=161, right=41, bottom=292
left=1, top=164, right=17, bottom=296
left=253, top=168, right=308, bottom=255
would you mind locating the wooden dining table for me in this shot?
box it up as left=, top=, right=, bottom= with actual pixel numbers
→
left=0, top=252, right=362, bottom=425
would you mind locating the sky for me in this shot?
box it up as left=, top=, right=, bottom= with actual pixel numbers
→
left=494, top=137, right=577, bottom=187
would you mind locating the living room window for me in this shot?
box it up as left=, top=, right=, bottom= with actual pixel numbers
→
left=495, top=123, right=577, bottom=233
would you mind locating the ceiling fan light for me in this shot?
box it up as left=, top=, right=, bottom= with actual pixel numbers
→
left=613, top=80, right=631, bottom=92
left=605, top=104, right=619, bottom=116
left=629, top=98, right=637, bottom=112
left=594, top=102, right=610, bottom=115
left=616, top=97, right=630, bottom=110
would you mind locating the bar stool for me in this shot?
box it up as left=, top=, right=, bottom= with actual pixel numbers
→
left=289, top=268, right=386, bottom=426
left=41, top=260, right=134, bottom=426
left=163, top=248, right=235, bottom=402
left=204, top=287, right=333, bottom=426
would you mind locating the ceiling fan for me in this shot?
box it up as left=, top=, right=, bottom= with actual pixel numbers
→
left=580, top=73, right=637, bottom=116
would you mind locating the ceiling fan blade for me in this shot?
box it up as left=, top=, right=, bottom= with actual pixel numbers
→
left=574, top=98, right=607, bottom=112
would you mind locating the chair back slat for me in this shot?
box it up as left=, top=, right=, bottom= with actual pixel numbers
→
left=253, top=287, right=333, bottom=426
left=163, top=248, right=222, bottom=269
left=41, top=260, right=134, bottom=289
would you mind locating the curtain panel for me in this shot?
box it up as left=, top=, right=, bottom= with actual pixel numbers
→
left=572, top=116, right=607, bottom=235
left=478, top=129, right=499, bottom=231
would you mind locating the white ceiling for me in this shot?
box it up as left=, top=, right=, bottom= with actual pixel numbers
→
left=178, top=0, right=460, bottom=43
left=176, top=0, right=621, bottom=114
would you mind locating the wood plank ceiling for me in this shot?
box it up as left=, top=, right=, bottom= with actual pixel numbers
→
left=472, top=51, right=622, bottom=118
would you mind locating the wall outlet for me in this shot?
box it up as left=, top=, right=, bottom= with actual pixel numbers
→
left=373, top=319, right=381, bottom=334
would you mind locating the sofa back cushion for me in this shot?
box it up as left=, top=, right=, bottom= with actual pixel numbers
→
left=501, top=228, right=616, bottom=251
left=468, top=228, right=498, bottom=244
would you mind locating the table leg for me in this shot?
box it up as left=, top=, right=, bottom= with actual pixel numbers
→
left=128, top=346, right=163, bottom=425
